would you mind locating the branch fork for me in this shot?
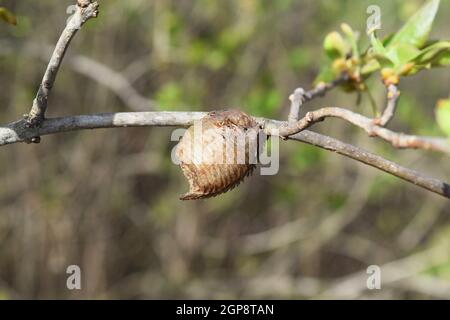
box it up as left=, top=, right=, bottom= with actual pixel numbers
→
left=25, top=1, right=99, bottom=130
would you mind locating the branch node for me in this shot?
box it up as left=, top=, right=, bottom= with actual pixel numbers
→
left=305, top=111, right=315, bottom=123
left=77, top=0, right=91, bottom=8
left=26, top=0, right=100, bottom=129
left=288, top=87, right=306, bottom=123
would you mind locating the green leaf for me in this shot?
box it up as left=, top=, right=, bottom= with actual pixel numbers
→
left=370, top=33, right=385, bottom=55
left=382, top=33, right=396, bottom=47
left=386, top=42, right=421, bottom=67
left=323, top=31, right=347, bottom=59
left=390, top=0, right=440, bottom=49
left=412, top=41, right=450, bottom=65
left=341, top=23, right=359, bottom=58
left=0, top=7, right=17, bottom=25
left=436, top=98, right=450, bottom=136
left=361, top=58, right=381, bottom=75
left=369, top=33, right=395, bottom=68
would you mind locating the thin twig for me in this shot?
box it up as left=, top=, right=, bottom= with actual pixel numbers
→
left=276, top=106, right=450, bottom=154
left=374, top=84, right=401, bottom=126
left=287, top=130, right=449, bottom=199
left=304, top=75, right=349, bottom=102
left=25, top=1, right=99, bottom=127
left=287, top=88, right=306, bottom=123
left=287, top=74, right=349, bottom=122
left=0, top=112, right=448, bottom=199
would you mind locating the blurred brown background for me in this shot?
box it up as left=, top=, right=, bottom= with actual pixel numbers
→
left=0, top=0, right=449, bottom=299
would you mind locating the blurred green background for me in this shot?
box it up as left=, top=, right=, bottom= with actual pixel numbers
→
left=0, top=0, right=449, bottom=299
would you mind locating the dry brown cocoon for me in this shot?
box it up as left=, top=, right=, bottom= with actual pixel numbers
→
left=176, top=110, right=261, bottom=200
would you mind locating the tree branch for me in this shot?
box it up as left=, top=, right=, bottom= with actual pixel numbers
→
left=288, top=74, right=349, bottom=122
left=0, top=112, right=448, bottom=199
left=374, top=84, right=401, bottom=127
left=287, top=130, right=449, bottom=199
left=25, top=1, right=99, bottom=127
left=3, top=3, right=448, bottom=201
left=277, top=106, right=450, bottom=154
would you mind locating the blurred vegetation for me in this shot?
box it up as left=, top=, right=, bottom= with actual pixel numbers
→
left=0, top=0, right=449, bottom=299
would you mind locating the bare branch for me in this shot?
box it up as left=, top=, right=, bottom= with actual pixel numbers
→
left=26, top=1, right=99, bottom=127
left=0, top=112, right=205, bottom=146
left=287, top=88, right=306, bottom=123
left=277, top=106, right=450, bottom=154
left=287, top=130, right=450, bottom=199
left=374, top=84, right=401, bottom=127
left=287, top=74, right=348, bottom=122
left=0, top=112, right=448, bottom=199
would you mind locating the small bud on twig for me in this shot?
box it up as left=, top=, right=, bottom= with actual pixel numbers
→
left=77, top=0, right=91, bottom=8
